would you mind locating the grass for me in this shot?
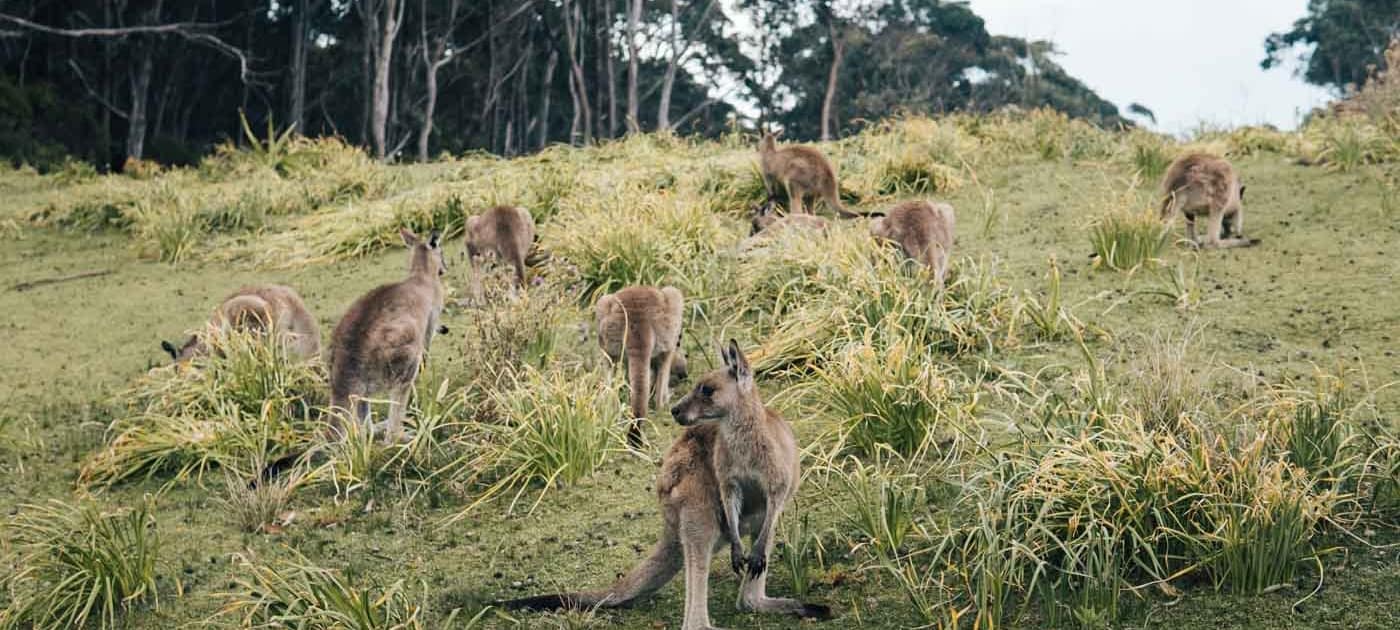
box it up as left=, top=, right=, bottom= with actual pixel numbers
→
left=0, top=498, right=161, bottom=629
left=1, top=109, right=1398, bottom=629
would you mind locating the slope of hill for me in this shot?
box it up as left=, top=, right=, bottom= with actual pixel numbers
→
left=1, top=110, right=1397, bottom=629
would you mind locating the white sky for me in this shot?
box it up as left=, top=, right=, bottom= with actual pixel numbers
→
left=966, top=0, right=1334, bottom=134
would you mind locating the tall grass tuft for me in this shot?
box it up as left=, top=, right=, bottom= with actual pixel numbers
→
left=0, top=498, right=160, bottom=629
left=218, top=551, right=424, bottom=629
left=543, top=190, right=732, bottom=301
left=1089, top=206, right=1169, bottom=271
left=81, top=329, right=323, bottom=487
left=447, top=366, right=624, bottom=517
left=811, top=335, right=973, bottom=457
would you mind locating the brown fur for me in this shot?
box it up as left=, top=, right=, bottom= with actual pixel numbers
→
left=758, top=133, right=861, bottom=218
left=327, top=229, right=446, bottom=441
left=162, top=284, right=320, bottom=363
left=596, top=286, right=685, bottom=446
left=1160, top=153, right=1258, bottom=249
left=747, top=197, right=830, bottom=239
left=869, top=200, right=956, bottom=287
left=500, top=341, right=830, bottom=629
left=465, top=205, right=536, bottom=302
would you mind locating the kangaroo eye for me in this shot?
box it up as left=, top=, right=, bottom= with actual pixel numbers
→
left=699, top=384, right=714, bottom=397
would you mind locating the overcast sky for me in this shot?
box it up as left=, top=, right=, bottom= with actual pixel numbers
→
left=966, top=0, right=1334, bottom=134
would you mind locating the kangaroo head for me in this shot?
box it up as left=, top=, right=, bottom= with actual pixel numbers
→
left=670, top=339, right=753, bottom=426
left=402, top=228, right=448, bottom=277
left=749, top=197, right=778, bottom=235
left=161, top=335, right=204, bottom=364
left=759, top=131, right=778, bottom=155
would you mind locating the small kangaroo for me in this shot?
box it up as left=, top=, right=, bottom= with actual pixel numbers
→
left=327, top=228, right=446, bottom=441
left=758, top=132, right=862, bottom=218
left=501, top=340, right=830, bottom=630
left=748, top=196, right=830, bottom=238
left=596, top=285, right=685, bottom=446
left=869, top=200, right=956, bottom=287
left=160, top=284, right=320, bottom=363
left=1160, top=153, right=1259, bottom=249
left=465, top=205, right=536, bottom=302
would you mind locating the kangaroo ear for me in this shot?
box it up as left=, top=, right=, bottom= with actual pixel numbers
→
left=724, top=338, right=751, bottom=386
left=400, top=228, right=419, bottom=246
left=160, top=340, right=178, bottom=360
left=1239, top=184, right=1247, bottom=200
left=428, top=230, right=442, bottom=248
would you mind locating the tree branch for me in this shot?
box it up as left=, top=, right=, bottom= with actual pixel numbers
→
left=1, top=12, right=257, bottom=83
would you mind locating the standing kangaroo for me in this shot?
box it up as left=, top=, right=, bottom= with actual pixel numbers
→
left=160, top=284, right=320, bottom=363
left=758, top=132, right=863, bottom=218
left=465, top=205, right=535, bottom=302
left=869, top=200, right=956, bottom=288
left=327, top=229, right=446, bottom=441
left=596, top=285, right=685, bottom=446
left=1160, top=153, right=1259, bottom=249
left=501, top=340, right=831, bottom=630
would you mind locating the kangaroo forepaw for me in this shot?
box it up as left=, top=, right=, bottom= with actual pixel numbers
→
left=730, top=547, right=747, bottom=576
left=745, top=552, right=767, bottom=578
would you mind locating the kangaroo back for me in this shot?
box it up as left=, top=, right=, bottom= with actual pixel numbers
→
left=220, top=295, right=273, bottom=333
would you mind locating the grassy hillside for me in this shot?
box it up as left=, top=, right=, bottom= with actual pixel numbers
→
left=1, top=110, right=1397, bottom=629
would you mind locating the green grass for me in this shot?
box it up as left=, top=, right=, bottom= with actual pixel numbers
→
left=1, top=111, right=1398, bottom=629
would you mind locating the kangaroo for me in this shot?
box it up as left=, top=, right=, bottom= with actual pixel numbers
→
left=327, top=229, right=446, bottom=442
left=758, top=132, right=863, bottom=218
left=160, top=284, right=320, bottom=363
left=748, top=196, right=830, bottom=238
left=500, top=340, right=831, bottom=630
left=869, top=200, right=956, bottom=288
left=465, top=205, right=536, bottom=302
left=596, top=285, right=685, bottom=446
left=1160, top=153, right=1259, bottom=249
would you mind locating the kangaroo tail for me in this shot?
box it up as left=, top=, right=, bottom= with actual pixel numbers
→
left=825, top=185, right=882, bottom=219
left=498, top=528, right=682, bottom=611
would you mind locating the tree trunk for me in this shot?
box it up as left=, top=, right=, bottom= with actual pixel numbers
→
left=821, top=25, right=845, bottom=142
left=288, top=0, right=309, bottom=132
left=126, top=38, right=154, bottom=160
left=657, top=0, right=681, bottom=131
left=540, top=48, right=557, bottom=149
left=562, top=0, right=592, bottom=143
left=625, top=0, right=641, bottom=133
left=359, top=3, right=376, bottom=146
left=370, top=0, right=403, bottom=159
left=606, top=29, right=618, bottom=138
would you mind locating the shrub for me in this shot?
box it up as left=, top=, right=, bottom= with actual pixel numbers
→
left=0, top=498, right=160, bottom=629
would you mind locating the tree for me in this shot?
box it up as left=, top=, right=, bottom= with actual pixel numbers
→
left=657, top=0, right=719, bottom=131
left=417, top=0, right=465, bottom=161
left=1263, top=0, right=1400, bottom=92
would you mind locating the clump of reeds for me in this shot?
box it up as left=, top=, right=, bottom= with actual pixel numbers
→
left=0, top=498, right=161, bottom=629
left=445, top=365, right=625, bottom=518
left=1089, top=206, right=1169, bottom=271
left=80, top=329, right=323, bottom=487
left=217, top=551, right=425, bottom=629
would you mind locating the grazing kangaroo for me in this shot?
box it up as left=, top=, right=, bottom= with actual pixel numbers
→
left=748, top=196, right=830, bottom=237
left=501, top=340, right=831, bottom=630
left=1160, top=153, right=1259, bottom=249
left=869, top=200, right=956, bottom=287
left=758, top=132, right=862, bottom=218
left=327, top=229, right=446, bottom=441
left=596, top=285, right=685, bottom=446
left=161, top=284, right=320, bottom=363
left=465, top=205, right=536, bottom=302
